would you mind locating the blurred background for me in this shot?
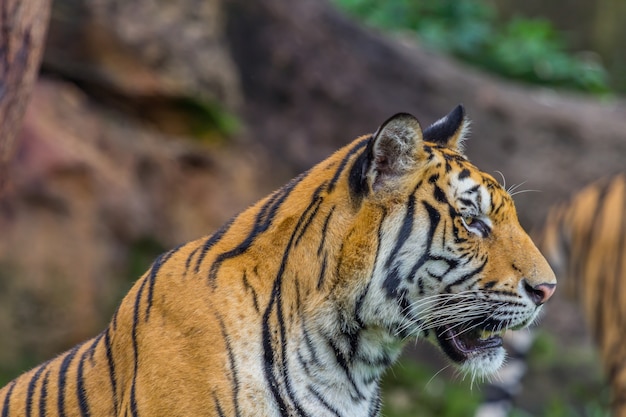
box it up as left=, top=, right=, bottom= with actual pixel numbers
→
left=1, top=0, right=625, bottom=415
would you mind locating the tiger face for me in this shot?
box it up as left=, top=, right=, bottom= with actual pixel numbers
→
left=350, top=106, right=556, bottom=378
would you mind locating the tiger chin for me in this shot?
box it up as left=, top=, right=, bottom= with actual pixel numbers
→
left=0, top=105, right=555, bottom=416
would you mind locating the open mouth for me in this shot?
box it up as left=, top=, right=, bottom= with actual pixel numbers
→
left=435, top=321, right=505, bottom=363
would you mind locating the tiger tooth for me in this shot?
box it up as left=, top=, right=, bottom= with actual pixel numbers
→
left=478, top=329, right=505, bottom=340
left=479, top=329, right=492, bottom=339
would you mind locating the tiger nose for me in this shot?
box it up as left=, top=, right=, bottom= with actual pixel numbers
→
left=523, top=280, right=556, bottom=306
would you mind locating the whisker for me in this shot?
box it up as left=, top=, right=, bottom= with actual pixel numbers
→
left=506, top=181, right=527, bottom=194
left=493, top=170, right=507, bottom=190
left=425, top=363, right=453, bottom=390
left=509, top=189, right=541, bottom=197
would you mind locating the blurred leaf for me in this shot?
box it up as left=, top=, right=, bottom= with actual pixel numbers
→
left=381, top=357, right=482, bottom=417
left=334, top=0, right=611, bottom=94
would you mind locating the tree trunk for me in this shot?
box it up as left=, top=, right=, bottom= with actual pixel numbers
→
left=0, top=0, right=51, bottom=193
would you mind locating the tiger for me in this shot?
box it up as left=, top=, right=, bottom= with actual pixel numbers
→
left=540, top=173, right=626, bottom=416
left=476, top=173, right=626, bottom=417
left=0, top=105, right=556, bottom=416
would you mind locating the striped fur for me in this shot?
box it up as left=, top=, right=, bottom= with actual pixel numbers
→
left=540, top=173, right=626, bottom=416
left=0, top=106, right=555, bottom=416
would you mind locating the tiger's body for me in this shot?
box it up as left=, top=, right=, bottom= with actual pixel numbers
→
left=540, top=173, right=626, bottom=416
left=0, top=106, right=556, bottom=416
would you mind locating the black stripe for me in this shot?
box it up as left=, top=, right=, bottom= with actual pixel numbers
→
left=262, top=288, right=302, bottom=416
left=104, top=328, right=119, bottom=415
left=308, top=386, right=343, bottom=417
left=348, top=329, right=360, bottom=360
left=262, top=185, right=326, bottom=416
left=145, top=244, right=182, bottom=321
left=354, top=282, right=371, bottom=329
left=87, top=334, right=101, bottom=364
left=162, top=244, right=182, bottom=264
left=385, top=193, right=416, bottom=268
left=195, top=217, right=235, bottom=273
left=327, top=337, right=365, bottom=401
left=2, top=381, right=16, bottom=417
left=242, top=272, right=260, bottom=313
left=348, top=137, right=373, bottom=200
left=25, top=361, right=51, bottom=417
left=39, top=370, right=50, bottom=416
left=329, top=137, right=369, bottom=193
left=215, top=313, right=242, bottom=417
left=111, top=305, right=120, bottom=331
left=316, top=254, right=328, bottom=290
left=426, top=255, right=459, bottom=280
left=297, top=272, right=323, bottom=374
left=184, top=245, right=201, bottom=275
left=77, top=349, right=91, bottom=417
left=355, top=349, right=393, bottom=369
left=444, top=260, right=487, bottom=293
left=433, top=185, right=448, bottom=204
left=130, top=278, right=149, bottom=417
left=317, top=207, right=335, bottom=257
left=367, top=387, right=382, bottom=417
left=213, top=392, right=226, bottom=417
left=382, top=266, right=405, bottom=304
left=296, top=348, right=315, bottom=379
left=300, top=318, right=321, bottom=368
left=145, top=254, right=165, bottom=322
left=58, top=345, right=82, bottom=417
left=295, top=192, right=325, bottom=246
left=404, top=201, right=442, bottom=289
left=208, top=171, right=309, bottom=285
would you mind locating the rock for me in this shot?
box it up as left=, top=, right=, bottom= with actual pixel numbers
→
left=0, top=79, right=269, bottom=366
left=44, top=0, right=241, bottom=109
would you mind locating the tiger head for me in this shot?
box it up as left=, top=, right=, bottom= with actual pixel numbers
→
left=340, top=105, right=557, bottom=378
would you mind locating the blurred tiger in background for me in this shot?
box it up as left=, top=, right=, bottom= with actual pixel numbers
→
left=476, top=173, right=626, bottom=417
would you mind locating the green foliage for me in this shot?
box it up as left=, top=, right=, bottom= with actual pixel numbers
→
left=381, top=357, right=482, bottom=417
left=509, top=401, right=611, bottom=417
left=381, top=332, right=611, bottom=417
left=174, top=96, right=241, bottom=140
left=334, top=0, right=610, bottom=94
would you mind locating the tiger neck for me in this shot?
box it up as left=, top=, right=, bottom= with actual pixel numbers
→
left=264, top=199, right=405, bottom=416
left=279, top=310, right=404, bottom=416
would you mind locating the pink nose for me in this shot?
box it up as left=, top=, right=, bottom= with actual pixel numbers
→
left=523, top=281, right=556, bottom=305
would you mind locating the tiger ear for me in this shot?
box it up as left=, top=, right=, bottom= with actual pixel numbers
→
left=366, top=112, right=423, bottom=192
left=423, top=104, right=470, bottom=152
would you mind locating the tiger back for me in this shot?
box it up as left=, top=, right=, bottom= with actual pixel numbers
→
left=0, top=106, right=556, bottom=416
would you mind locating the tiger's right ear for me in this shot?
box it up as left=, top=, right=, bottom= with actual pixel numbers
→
left=365, top=113, right=423, bottom=192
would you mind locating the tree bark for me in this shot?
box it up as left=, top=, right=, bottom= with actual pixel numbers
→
left=0, top=0, right=51, bottom=193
